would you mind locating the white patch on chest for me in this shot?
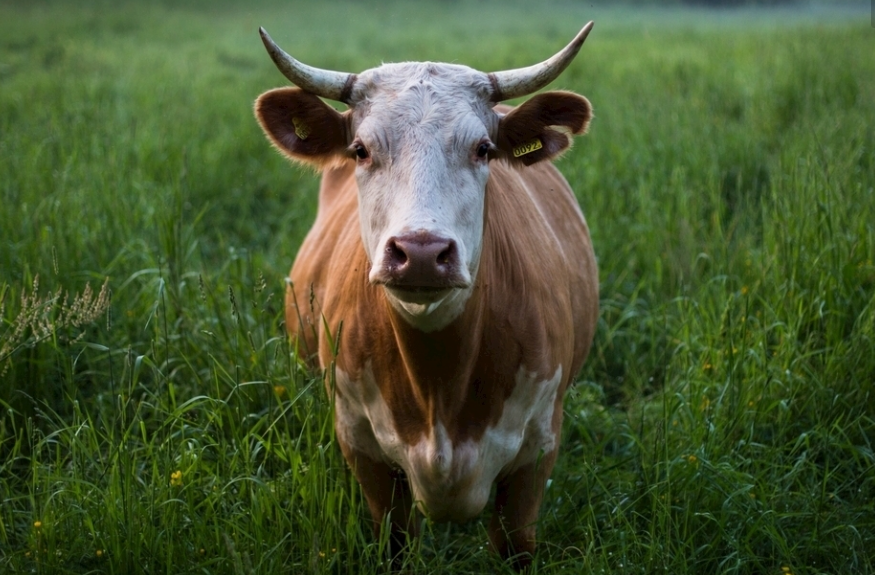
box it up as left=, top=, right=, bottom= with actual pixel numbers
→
left=334, top=363, right=562, bottom=522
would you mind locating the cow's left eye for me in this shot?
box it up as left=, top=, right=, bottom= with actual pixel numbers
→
left=476, top=142, right=491, bottom=159
left=354, top=143, right=370, bottom=160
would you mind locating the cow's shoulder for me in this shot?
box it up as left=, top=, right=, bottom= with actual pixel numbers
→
left=286, top=162, right=360, bottom=364
left=482, top=160, right=598, bottom=377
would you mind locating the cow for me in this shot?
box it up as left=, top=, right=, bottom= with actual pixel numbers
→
left=254, top=22, right=598, bottom=569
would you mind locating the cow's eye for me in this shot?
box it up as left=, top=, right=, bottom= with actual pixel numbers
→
left=476, top=142, right=491, bottom=159
left=354, top=143, right=370, bottom=160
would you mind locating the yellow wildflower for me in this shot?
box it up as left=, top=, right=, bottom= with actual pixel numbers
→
left=273, top=385, right=286, bottom=397
left=170, top=470, right=183, bottom=487
left=33, top=521, right=42, bottom=529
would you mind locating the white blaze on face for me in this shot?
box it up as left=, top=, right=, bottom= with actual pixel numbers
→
left=348, top=63, right=498, bottom=330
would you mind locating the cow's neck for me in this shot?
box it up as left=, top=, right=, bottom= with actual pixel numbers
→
left=385, top=288, right=485, bottom=422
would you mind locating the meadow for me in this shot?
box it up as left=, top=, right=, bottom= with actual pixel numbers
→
left=1, top=0, right=873, bottom=573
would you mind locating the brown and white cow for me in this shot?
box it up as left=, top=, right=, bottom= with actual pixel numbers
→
left=254, top=23, right=598, bottom=568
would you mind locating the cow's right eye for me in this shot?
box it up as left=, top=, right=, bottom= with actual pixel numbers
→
left=353, top=143, right=369, bottom=160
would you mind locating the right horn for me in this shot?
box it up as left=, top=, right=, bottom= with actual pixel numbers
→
left=259, top=27, right=357, bottom=103
left=487, top=21, right=593, bottom=102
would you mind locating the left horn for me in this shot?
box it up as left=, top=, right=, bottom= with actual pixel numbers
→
left=259, top=27, right=357, bottom=103
left=487, top=21, right=593, bottom=102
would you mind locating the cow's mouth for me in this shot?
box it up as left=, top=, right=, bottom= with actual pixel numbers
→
left=390, top=285, right=450, bottom=294
left=385, top=284, right=454, bottom=304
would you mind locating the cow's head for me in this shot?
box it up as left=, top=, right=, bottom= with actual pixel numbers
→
left=255, top=24, right=593, bottom=331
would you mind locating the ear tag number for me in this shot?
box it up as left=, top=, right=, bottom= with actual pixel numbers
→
left=293, top=117, right=310, bottom=140
left=512, top=138, right=543, bottom=158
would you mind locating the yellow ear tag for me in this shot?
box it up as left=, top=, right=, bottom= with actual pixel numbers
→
left=292, top=117, right=310, bottom=140
left=512, top=138, right=543, bottom=158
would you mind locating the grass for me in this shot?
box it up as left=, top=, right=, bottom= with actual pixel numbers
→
left=1, top=0, right=873, bottom=573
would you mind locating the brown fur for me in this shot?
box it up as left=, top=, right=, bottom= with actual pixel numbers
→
left=284, top=159, right=597, bottom=568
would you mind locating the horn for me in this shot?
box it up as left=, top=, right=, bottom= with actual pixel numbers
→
left=487, top=21, right=593, bottom=102
left=259, top=27, right=357, bottom=103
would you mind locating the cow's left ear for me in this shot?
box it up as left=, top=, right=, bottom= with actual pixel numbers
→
left=495, top=91, right=592, bottom=166
left=255, top=87, right=351, bottom=168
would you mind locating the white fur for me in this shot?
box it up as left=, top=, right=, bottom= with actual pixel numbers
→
left=334, top=363, right=563, bottom=522
left=348, top=63, right=499, bottom=331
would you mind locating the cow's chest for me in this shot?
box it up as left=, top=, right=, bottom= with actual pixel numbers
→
left=334, top=363, right=562, bottom=522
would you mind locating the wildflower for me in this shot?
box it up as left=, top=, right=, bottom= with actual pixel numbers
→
left=96, top=549, right=104, bottom=558
left=33, top=521, right=42, bottom=529
left=687, top=455, right=698, bottom=464
left=319, top=551, right=326, bottom=558
left=273, top=385, right=286, bottom=397
left=199, top=548, right=206, bottom=555
left=741, top=286, right=749, bottom=295
left=170, top=470, right=183, bottom=487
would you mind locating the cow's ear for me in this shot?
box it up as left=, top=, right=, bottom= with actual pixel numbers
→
left=255, top=87, right=351, bottom=168
left=495, top=91, right=592, bottom=166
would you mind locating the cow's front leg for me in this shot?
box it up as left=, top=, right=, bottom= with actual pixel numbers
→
left=336, top=438, right=418, bottom=560
left=489, top=448, right=559, bottom=570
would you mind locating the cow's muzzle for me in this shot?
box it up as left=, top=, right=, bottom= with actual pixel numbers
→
left=370, top=231, right=471, bottom=293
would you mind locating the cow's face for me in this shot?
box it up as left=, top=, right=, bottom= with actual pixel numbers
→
left=255, top=34, right=592, bottom=330
left=344, top=64, right=497, bottom=325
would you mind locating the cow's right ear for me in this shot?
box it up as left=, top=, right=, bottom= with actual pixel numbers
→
left=255, top=87, right=351, bottom=168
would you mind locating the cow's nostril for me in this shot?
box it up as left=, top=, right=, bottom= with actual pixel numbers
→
left=437, top=244, right=454, bottom=265
left=386, top=239, right=408, bottom=267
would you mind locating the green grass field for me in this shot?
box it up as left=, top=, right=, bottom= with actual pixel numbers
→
left=1, top=1, right=873, bottom=573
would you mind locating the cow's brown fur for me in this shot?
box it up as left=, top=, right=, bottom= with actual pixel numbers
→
left=283, top=148, right=597, bottom=566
